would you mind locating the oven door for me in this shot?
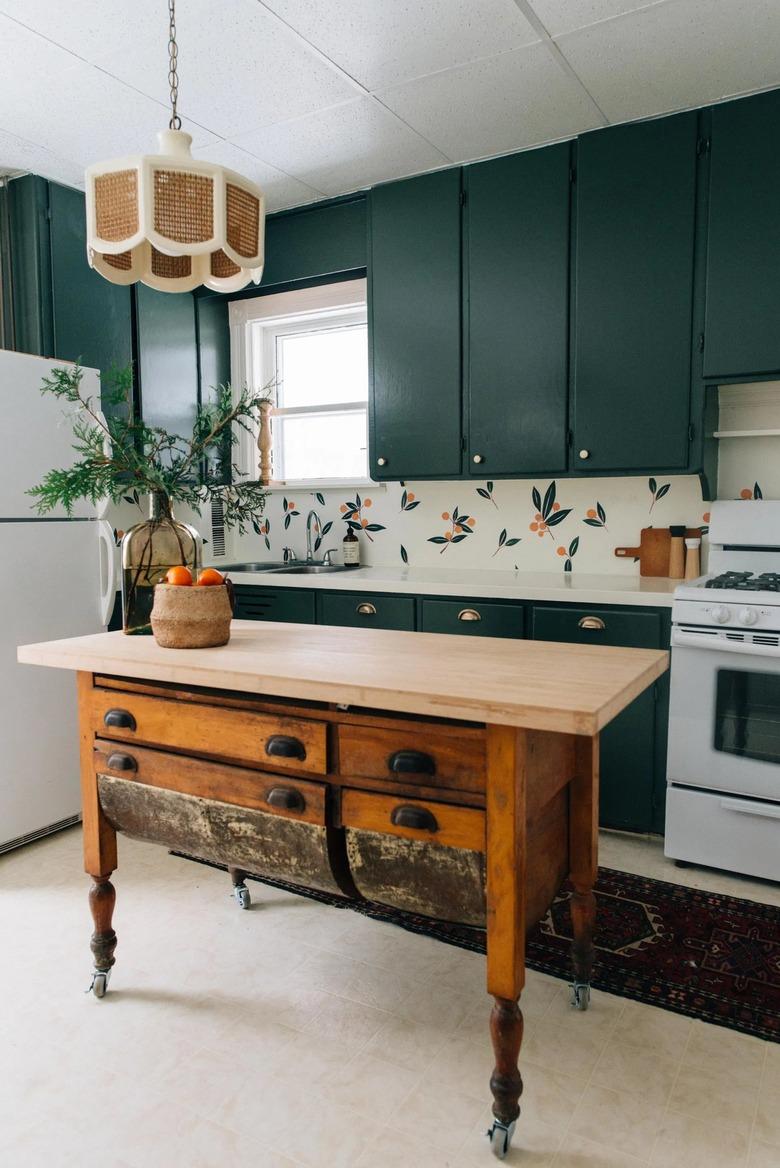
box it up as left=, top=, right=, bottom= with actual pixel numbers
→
left=667, top=627, right=780, bottom=802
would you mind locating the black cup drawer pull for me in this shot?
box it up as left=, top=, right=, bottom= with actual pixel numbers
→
left=388, top=749, right=436, bottom=776
left=265, top=734, right=307, bottom=761
left=103, top=708, right=136, bottom=731
left=106, top=752, right=137, bottom=772
left=390, top=804, right=439, bottom=833
left=266, top=786, right=305, bottom=812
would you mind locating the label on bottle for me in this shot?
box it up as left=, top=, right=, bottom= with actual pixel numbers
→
left=342, top=540, right=360, bottom=566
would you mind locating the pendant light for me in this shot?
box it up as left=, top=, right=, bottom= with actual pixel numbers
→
left=85, top=0, right=265, bottom=293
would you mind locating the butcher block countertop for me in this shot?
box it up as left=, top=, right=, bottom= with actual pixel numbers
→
left=18, top=621, right=668, bottom=735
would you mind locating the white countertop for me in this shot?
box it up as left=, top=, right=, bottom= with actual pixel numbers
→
left=226, top=566, right=678, bottom=608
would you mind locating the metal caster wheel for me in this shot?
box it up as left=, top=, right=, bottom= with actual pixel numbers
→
left=87, top=969, right=111, bottom=998
left=233, top=884, right=251, bottom=910
left=486, top=1119, right=515, bottom=1159
left=570, top=981, right=591, bottom=1011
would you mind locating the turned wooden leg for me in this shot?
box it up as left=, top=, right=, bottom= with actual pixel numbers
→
left=569, top=736, right=599, bottom=1010
left=489, top=996, right=524, bottom=1133
left=228, top=866, right=251, bottom=909
left=88, top=874, right=116, bottom=997
left=570, top=887, right=596, bottom=995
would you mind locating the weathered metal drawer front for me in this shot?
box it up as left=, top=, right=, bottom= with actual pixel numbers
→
left=94, top=739, right=326, bottom=825
left=346, top=829, right=486, bottom=926
left=338, top=724, right=486, bottom=794
left=91, top=689, right=327, bottom=775
left=341, top=789, right=485, bottom=852
left=97, top=774, right=342, bottom=894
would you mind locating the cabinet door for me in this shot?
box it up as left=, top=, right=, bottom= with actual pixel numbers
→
left=532, top=604, right=660, bottom=832
left=48, top=183, right=133, bottom=410
left=233, top=586, right=315, bottom=624
left=319, top=592, right=415, bottom=631
left=136, top=285, right=198, bottom=439
left=704, top=90, right=780, bottom=379
left=369, top=170, right=462, bottom=481
left=467, top=145, right=570, bottom=476
left=572, top=114, right=698, bottom=472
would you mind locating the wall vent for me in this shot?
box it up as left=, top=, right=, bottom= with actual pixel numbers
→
left=0, top=813, right=81, bottom=856
left=209, top=498, right=226, bottom=558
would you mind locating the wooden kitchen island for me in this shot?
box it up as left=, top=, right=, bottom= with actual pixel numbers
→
left=18, top=621, right=667, bottom=1158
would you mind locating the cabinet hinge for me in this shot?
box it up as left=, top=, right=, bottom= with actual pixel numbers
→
left=569, top=167, right=576, bottom=183
left=567, top=428, right=573, bottom=447
left=697, top=332, right=705, bottom=353
left=696, top=137, right=711, bottom=158
left=459, top=189, right=466, bottom=207
left=461, top=435, right=467, bottom=452
left=688, top=422, right=695, bottom=443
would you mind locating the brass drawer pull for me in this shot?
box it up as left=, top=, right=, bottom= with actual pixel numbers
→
left=458, top=608, right=481, bottom=622
left=265, top=734, right=306, bottom=761
left=356, top=602, right=377, bottom=616
left=104, top=708, right=136, bottom=731
left=266, top=786, right=305, bottom=812
left=390, top=804, right=439, bottom=833
left=578, top=616, right=606, bottom=630
left=388, top=749, right=436, bottom=776
left=106, top=752, right=137, bottom=772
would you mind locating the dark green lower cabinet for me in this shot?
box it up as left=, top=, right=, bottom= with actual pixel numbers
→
left=318, top=592, right=415, bottom=631
left=421, top=598, right=525, bottom=638
left=233, top=586, right=315, bottom=624
left=531, top=604, right=666, bottom=833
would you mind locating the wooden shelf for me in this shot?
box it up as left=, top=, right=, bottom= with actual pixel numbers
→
left=713, top=429, right=780, bottom=439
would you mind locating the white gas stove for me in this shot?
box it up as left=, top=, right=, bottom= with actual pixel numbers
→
left=665, top=500, right=780, bottom=882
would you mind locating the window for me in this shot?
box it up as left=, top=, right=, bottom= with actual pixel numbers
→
left=229, top=279, right=368, bottom=487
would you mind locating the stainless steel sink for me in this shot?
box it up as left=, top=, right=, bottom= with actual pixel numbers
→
left=269, top=564, right=355, bottom=575
left=219, top=561, right=290, bottom=572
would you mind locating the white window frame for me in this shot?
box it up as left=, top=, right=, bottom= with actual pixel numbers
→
left=229, top=278, right=371, bottom=490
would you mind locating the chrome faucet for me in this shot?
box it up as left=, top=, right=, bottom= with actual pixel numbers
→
left=305, top=509, right=321, bottom=562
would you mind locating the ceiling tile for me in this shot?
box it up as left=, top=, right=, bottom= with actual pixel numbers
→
left=527, top=0, right=667, bottom=38
left=556, top=0, right=780, bottom=122
left=93, top=0, right=356, bottom=139
left=233, top=98, right=448, bottom=195
left=0, top=1, right=164, bottom=60
left=191, top=140, right=323, bottom=211
left=376, top=42, right=602, bottom=161
left=0, top=127, right=84, bottom=189
left=261, top=0, right=539, bottom=90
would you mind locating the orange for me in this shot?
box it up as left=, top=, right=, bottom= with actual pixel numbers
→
left=196, top=568, right=225, bottom=587
left=552, top=502, right=560, bottom=512
left=364, top=498, right=372, bottom=507
left=740, top=488, right=752, bottom=499
left=441, top=511, right=450, bottom=520
left=166, top=565, right=193, bottom=586
left=530, top=522, right=538, bottom=531
left=557, top=546, right=567, bottom=556
left=587, top=508, right=597, bottom=519
left=407, top=492, right=415, bottom=502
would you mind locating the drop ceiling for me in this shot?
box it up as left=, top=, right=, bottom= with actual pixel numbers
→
left=1, top=0, right=778, bottom=212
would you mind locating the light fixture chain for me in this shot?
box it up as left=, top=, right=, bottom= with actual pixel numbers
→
left=167, top=0, right=181, bottom=131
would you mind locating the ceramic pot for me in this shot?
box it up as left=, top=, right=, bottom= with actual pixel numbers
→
left=150, top=584, right=232, bottom=648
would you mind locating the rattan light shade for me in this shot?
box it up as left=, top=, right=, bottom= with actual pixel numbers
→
left=85, top=130, right=265, bottom=293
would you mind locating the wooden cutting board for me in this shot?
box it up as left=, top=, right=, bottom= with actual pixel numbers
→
left=615, top=527, right=701, bottom=577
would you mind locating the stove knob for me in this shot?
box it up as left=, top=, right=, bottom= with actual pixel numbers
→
left=739, top=607, right=759, bottom=627
left=711, top=604, right=731, bottom=624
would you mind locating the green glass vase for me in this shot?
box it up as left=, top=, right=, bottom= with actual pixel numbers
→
left=121, top=492, right=202, bottom=634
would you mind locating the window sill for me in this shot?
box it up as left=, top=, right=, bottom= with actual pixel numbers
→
left=263, top=480, right=385, bottom=493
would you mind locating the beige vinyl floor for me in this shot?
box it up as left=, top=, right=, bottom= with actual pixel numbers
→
left=1, top=826, right=777, bottom=1168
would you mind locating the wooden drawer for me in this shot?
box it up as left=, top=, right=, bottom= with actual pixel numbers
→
left=90, top=689, right=327, bottom=775
left=421, top=598, right=525, bottom=638
left=94, top=739, right=326, bottom=824
left=232, top=586, right=315, bottom=624
left=319, top=592, right=415, bottom=630
left=341, top=789, right=485, bottom=852
left=338, top=724, right=485, bottom=793
left=532, top=605, right=662, bottom=649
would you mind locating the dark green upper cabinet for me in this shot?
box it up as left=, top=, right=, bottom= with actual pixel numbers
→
left=8, top=177, right=132, bottom=414
left=703, top=89, right=780, bottom=380
left=572, top=113, right=698, bottom=473
left=466, top=144, right=570, bottom=477
left=259, top=196, right=366, bottom=290
left=369, top=169, right=463, bottom=481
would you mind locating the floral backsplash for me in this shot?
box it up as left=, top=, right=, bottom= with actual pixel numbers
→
left=228, top=474, right=718, bottom=573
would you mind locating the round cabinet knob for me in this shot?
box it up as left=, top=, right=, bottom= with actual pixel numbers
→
left=578, top=449, right=590, bottom=460
left=739, top=607, right=759, bottom=627
left=377, top=457, right=387, bottom=467
left=472, top=454, right=484, bottom=464
left=711, top=604, right=731, bottom=624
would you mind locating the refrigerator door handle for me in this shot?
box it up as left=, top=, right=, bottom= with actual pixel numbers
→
left=97, top=520, right=118, bottom=627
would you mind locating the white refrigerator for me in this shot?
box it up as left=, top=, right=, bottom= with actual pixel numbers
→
left=0, top=349, right=116, bottom=853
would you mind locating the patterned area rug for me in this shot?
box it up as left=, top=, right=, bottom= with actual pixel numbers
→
left=174, top=855, right=780, bottom=1043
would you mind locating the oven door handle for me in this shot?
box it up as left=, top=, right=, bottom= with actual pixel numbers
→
left=720, top=797, right=780, bottom=821
left=671, top=628, right=780, bottom=656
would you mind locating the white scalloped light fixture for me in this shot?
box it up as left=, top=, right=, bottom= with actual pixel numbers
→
left=85, top=0, right=264, bottom=294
